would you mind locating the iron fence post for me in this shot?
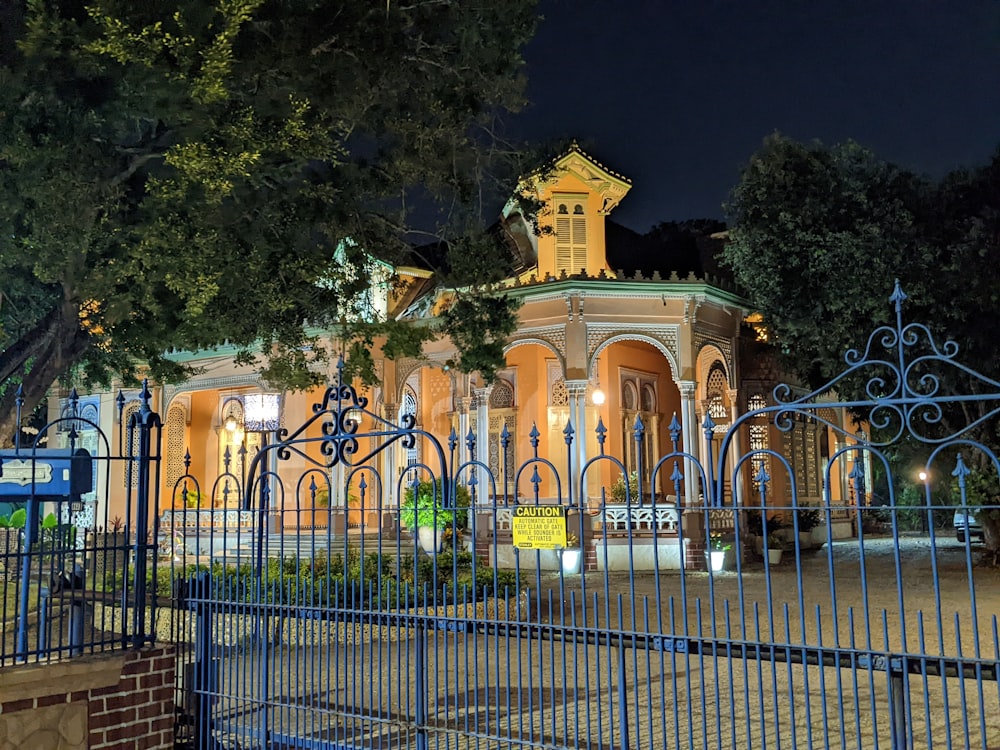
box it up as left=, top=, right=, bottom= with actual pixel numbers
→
left=191, top=571, right=217, bottom=750
left=618, top=643, right=631, bottom=750
left=888, top=666, right=908, bottom=750
left=15, top=497, right=40, bottom=660
left=37, top=583, right=50, bottom=656
left=130, top=380, right=158, bottom=649
left=69, top=598, right=84, bottom=657
left=415, top=619, right=428, bottom=750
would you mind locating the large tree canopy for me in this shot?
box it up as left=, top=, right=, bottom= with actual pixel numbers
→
left=723, top=133, right=1000, bottom=551
left=724, top=134, right=1000, bottom=393
left=0, top=0, right=540, bottom=437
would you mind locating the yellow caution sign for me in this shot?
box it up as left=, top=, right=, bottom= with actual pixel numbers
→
left=512, top=505, right=567, bottom=549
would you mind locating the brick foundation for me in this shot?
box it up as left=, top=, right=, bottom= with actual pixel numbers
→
left=0, top=647, right=175, bottom=749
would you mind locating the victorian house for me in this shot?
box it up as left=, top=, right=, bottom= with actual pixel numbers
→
left=53, top=146, right=858, bottom=562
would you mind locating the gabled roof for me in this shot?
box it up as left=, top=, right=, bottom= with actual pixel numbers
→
left=547, top=143, right=632, bottom=215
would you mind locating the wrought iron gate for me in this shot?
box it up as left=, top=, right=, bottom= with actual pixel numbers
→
left=172, top=284, right=1000, bottom=749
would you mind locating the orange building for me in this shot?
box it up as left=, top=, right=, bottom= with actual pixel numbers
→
left=51, top=146, right=859, bottom=553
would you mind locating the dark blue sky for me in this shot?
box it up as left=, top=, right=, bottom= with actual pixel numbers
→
left=509, top=0, right=1000, bottom=233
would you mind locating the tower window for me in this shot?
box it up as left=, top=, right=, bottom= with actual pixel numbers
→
left=554, top=196, right=587, bottom=273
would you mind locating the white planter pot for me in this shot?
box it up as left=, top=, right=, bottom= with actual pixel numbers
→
left=810, top=526, right=828, bottom=546
left=767, top=548, right=783, bottom=565
left=798, top=532, right=813, bottom=549
left=560, top=548, right=583, bottom=575
left=707, top=549, right=727, bottom=572
left=417, top=526, right=444, bottom=554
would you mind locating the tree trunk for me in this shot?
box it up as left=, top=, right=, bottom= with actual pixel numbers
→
left=0, top=302, right=90, bottom=446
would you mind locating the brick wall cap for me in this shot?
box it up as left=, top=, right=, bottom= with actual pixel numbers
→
left=0, top=653, right=126, bottom=702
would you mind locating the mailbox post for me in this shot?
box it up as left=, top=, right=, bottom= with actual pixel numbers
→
left=0, top=449, right=93, bottom=660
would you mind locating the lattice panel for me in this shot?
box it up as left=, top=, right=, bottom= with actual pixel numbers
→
left=122, top=402, right=141, bottom=489
left=165, top=405, right=187, bottom=489
left=550, top=379, right=568, bottom=407
left=490, top=381, right=515, bottom=409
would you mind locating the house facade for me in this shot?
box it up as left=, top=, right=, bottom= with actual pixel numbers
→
left=50, top=146, right=860, bottom=555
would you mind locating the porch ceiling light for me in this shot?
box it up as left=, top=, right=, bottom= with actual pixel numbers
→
left=244, top=393, right=281, bottom=432
left=592, top=389, right=606, bottom=406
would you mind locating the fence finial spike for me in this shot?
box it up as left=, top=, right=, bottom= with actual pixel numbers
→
left=889, top=279, right=908, bottom=310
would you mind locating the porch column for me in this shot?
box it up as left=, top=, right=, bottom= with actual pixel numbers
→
left=728, top=388, right=744, bottom=507
left=679, top=380, right=700, bottom=508
left=834, top=439, right=849, bottom=505
left=382, top=402, right=397, bottom=507
left=458, top=396, right=473, bottom=473
left=566, top=380, right=589, bottom=505
left=474, top=386, right=492, bottom=505
left=649, top=413, right=661, bottom=501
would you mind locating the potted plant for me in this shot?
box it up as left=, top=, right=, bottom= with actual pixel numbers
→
left=610, top=471, right=640, bottom=503
left=400, top=479, right=470, bottom=555
left=794, top=507, right=822, bottom=548
left=764, top=517, right=786, bottom=565
left=706, top=533, right=733, bottom=571
left=560, top=531, right=583, bottom=575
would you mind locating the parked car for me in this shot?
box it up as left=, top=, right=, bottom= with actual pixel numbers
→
left=953, top=509, right=983, bottom=543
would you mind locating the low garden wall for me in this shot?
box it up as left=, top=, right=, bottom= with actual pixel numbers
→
left=0, top=647, right=174, bottom=749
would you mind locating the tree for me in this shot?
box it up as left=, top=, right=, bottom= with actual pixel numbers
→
left=0, top=0, right=541, bottom=440
left=723, top=133, right=1000, bottom=555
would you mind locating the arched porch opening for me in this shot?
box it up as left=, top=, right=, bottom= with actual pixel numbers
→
left=588, top=338, right=681, bottom=506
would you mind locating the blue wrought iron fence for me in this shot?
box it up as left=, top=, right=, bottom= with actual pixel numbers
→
left=0, top=383, right=161, bottom=665
left=166, top=284, right=999, bottom=750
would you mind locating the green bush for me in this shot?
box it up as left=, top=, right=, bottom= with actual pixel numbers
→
left=400, top=479, right=470, bottom=531
left=148, top=542, right=520, bottom=610
left=610, top=471, right=639, bottom=503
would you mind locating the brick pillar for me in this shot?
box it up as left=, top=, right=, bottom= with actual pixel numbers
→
left=474, top=511, right=493, bottom=565
left=570, top=509, right=598, bottom=572
left=682, top=510, right=707, bottom=570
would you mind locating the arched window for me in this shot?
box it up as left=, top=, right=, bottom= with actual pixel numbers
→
left=619, top=372, right=659, bottom=494
left=641, top=384, right=656, bottom=413
left=489, top=380, right=515, bottom=409
left=483, top=379, right=517, bottom=496
left=706, top=367, right=729, bottom=422
left=747, top=392, right=770, bottom=497
left=621, top=382, right=638, bottom=411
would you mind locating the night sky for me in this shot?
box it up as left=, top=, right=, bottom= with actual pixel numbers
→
left=509, top=0, right=1000, bottom=233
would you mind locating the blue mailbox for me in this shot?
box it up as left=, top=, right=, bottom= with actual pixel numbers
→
left=0, top=448, right=94, bottom=498
left=0, top=448, right=94, bottom=520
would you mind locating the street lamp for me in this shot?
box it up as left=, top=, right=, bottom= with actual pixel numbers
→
left=244, top=393, right=281, bottom=530
left=244, top=393, right=281, bottom=434
left=917, top=470, right=930, bottom=533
